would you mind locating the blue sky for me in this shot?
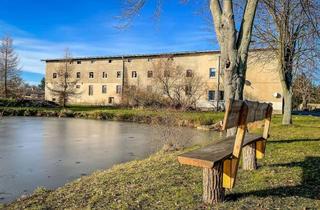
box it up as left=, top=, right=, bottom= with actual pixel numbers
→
left=0, top=0, right=218, bottom=85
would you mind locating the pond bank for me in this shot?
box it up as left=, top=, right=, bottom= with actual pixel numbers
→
left=3, top=115, right=320, bottom=209
left=0, top=107, right=224, bottom=129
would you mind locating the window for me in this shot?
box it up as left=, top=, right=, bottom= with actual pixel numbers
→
left=77, top=61, right=81, bottom=64
left=209, top=68, right=216, bottom=78
left=147, top=58, right=152, bottom=62
left=76, top=85, right=81, bottom=89
left=52, top=98, right=56, bottom=102
left=127, top=59, right=132, bottom=62
left=147, top=71, right=153, bottom=78
left=219, top=91, right=225, bottom=101
left=208, top=90, right=215, bottom=101
left=89, top=72, right=94, bottom=78
left=102, top=85, right=107, bottom=94
left=186, top=69, right=193, bottom=77
left=147, top=85, right=152, bottom=92
left=91, top=60, right=95, bottom=64
left=88, top=85, right=93, bottom=96
left=108, top=97, right=114, bottom=104
left=53, top=73, right=57, bottom=79
left=185, top=85, right=192, bottom=96
left=117, top=71, right=122, bottom=78
left=116, top=85, right=122, bottom=94
left=76, top=72, right=81, bottom=78
left=108, top=60, right=112, bottom=63
left=102, top=72, right=107, bottom=78
left=164, top=70, right=170, bottom=77
left=132, top=71, right=137, bottom=78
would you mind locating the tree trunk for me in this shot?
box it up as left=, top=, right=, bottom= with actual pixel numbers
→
left=242, top=142, right=257, bottom=170
left=203, top=161, right=225, bottom=204
left=282, top=89, right=292, bottom=125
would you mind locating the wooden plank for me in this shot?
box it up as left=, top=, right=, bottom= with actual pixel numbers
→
left=257, top=104, right=273, bottom=159
left=246, top=101, right=259, bottom=123
left=223, top=158, right=232, bottom=189
left=256, top=140, right=266, bottom=159
left=222, top=100, right=244, bottom=130
left=254, top=103, right=270, bottom=121
left=177, top=134, right=263, bottom=168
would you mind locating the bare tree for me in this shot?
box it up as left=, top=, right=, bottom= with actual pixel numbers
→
left=152, top=58, right=206, bottom=109
left=253, top=0, right=320, bottom=124
left=0, top=36, right=21, bottom=98
left=293, top=71, right=316, bottom=110
left=119, top=0, right=258, bottom=102
left=47, top=49, right=79, bottom=107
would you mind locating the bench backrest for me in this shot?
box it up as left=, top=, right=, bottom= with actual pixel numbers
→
left=222, top=99, right=273, bottom=131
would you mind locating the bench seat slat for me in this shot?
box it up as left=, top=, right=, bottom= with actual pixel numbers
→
left=178, top=134, right=264, bottom=168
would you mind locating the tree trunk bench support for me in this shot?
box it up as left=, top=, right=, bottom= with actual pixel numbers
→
left=178, top=99, right=273, bottom=204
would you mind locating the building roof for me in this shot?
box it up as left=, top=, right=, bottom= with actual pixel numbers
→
left=41, top=48, right=271, bottom=62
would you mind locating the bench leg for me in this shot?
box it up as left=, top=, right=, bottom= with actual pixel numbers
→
left=203, top=161, right=225, bottom=204
left=242, top=142, right=257, bottom=170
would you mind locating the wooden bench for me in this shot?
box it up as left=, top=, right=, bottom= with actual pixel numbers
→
left=178, top=99, right=273, bottom=204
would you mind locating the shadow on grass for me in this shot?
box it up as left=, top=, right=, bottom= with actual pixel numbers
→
left=268, top=138, right=320, bottom=144
left=229, top=156, right=320, bottom=201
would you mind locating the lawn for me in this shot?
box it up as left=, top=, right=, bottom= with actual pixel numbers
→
left=3, top=115, right=320, bottom=209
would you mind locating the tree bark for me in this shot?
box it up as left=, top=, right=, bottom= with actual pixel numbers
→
left=282, top=89, right=293, bottom=125
left=242, top=142, right=257, bottom=170
left=203, top=161, right=225, bottom=204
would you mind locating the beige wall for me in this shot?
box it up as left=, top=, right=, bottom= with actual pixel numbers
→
left=45, top=50, right=283, bottom=110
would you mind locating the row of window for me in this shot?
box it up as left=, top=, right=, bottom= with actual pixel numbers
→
left=85, top=84, right=191, bottom=96
left=52, top=68, right=217, bottom=79
left=88, top=85, right=122, bottom=96
left=70, top=57, right=173, bottom=65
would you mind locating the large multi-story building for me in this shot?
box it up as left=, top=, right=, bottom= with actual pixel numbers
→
left=43, top=49, right=283, bottom=111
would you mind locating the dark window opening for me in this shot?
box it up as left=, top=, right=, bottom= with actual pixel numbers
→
left=108, top=97, right=114, bottom=104
left=89, top=85, right=93, bottom=96
left=209, top=68, right=216, bottom=78
left=53, top=73, right=57, bottom=79
left=77, top=61, right=81, bottom=64
left=132, top=71, right=137, bottom=78
left=102, top=85, right=107, bottom=94
left=76, top=85, right=81, bottom=89
left=147, top=71, right=153, bottom=78
left=117, top=71, right=122, bottom=78
left=185, top=85, right=192, bottom=96
left=116, top=85, right=122, bottom=94
left=102, top=72, right=107, bottom=78
left=208, top=90, right=215, bottom=101
left=76, top=72, right=81, bottom=78
left=89, top=72, right=94, bottom=78
left=186, top=69, right=193, bottom=77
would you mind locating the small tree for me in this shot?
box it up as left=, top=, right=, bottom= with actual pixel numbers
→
left=47, top=49, right=79, bottom=107
left=38, top=77, right=45, bottom=91
left=0, top=36, right=21, bottom=98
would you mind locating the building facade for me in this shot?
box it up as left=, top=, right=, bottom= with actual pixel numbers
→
left=44, top=50, right=283, bottom=111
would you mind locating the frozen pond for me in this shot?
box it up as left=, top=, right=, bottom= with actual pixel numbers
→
left=0, top=117, right=220, bottom=203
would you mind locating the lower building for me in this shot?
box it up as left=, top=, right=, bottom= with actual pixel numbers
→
left=43, top=49, right=283, bottom=111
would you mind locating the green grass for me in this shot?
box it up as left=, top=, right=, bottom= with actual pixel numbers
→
left=3, top=115, right=320, bottom=209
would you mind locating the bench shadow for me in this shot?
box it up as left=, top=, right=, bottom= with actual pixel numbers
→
left=228, top=156, right=320, bottom=201
left=268, top=138, right=320, bottom=144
